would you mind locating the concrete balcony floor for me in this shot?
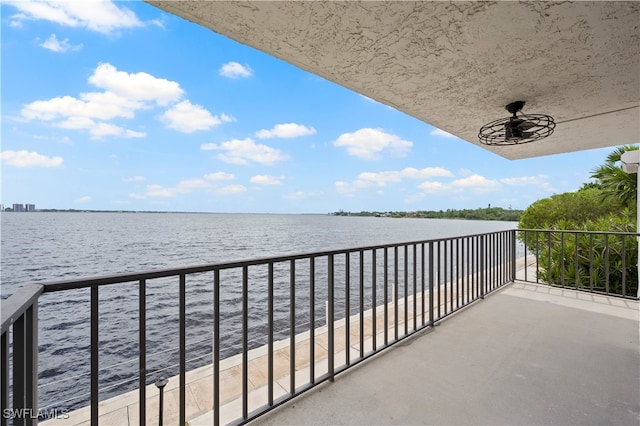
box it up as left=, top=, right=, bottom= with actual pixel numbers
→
left=249, top=282, right=639, bottom=426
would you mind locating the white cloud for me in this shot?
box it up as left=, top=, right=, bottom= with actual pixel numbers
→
left=77, top=195, right=92, bottom=203
left=160, top=100, right=230, bottom=133
left=123, top=176, right=145, bottom=182
left=501, top=175, right=549, bottom=186
left=219, top=62, right=253, bottom=78
left=201, top=138, right=288, bottom=165
left=417, top=173, right=504, bottom=196
left=1, top=150, right=63, bottom=167
left=334, top=128, right=412, bottom=160
left=40, top=33, right=82, bottom=52
left=130, top=173, right=243, bottom=199
left=57, top=117, right=145, bottom=139
left=450, top=174, right=501, bottom=192
left=335, top=167, right=453, bottom=194
left=216, top=184, right=247, bottom=195
left=6, top=0, right=143, bottom=34
left=418, top=181, right=448, bottom=193
left=204, top=172, right=235, bottom=181
left=357, top=167, right=453, bottom=187
left=429, top=128, right=457, bottom=138
left=22, top=92, right=144, bottom=121
left=255, top=123, right=316, bottom=139
left=251, top=175, right=283, bottom=185
left=89, top=63, right=183, bottom=106
left=501, top=174, right=556, bottom=193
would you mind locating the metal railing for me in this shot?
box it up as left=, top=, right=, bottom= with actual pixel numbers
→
left=517, top=229, right=639, bottom=299
left=2, top=230, right=517, bottom=426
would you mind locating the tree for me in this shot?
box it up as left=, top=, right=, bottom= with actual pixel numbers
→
left=518, top=188, right=623, bottom=231
left=590, top=145, right=638, bottom=208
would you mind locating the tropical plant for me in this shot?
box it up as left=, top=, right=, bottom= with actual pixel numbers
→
left=590, top=145, right=638, bottom=208
left=528, top=211, right=637, bottom=297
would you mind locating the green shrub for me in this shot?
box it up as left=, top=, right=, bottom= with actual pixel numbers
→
left=524, top=211, right=637, bottom=297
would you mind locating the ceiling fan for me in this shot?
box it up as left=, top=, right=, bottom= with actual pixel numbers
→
left=478, top=101, right=555, bottom=146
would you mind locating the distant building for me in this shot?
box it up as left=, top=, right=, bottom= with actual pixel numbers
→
left=9, top=204, right=35, bottom=212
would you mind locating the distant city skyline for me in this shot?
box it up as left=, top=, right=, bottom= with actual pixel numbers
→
left=1, top=1, right=619, bottom=214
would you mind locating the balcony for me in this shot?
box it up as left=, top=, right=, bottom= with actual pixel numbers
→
left=2, top=229, right=639, bottom=425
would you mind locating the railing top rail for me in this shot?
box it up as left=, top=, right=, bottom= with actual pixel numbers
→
left=35, top=229, right=514, bottom=293
left=517, top=228, right=640, bottom=237
left=1, top=283, right=44, bottom=334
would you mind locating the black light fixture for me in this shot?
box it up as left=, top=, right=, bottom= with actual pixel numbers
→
left=478, top=101, right=555, bottom=145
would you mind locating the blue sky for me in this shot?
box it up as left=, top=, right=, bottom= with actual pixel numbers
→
left=0, top=1, right=618, bottom=214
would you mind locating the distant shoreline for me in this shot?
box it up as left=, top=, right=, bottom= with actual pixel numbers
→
left=2, top=208, right=522, bottom=221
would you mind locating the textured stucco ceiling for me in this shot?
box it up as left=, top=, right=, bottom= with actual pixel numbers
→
left=146, top=1, right=640, bottom=160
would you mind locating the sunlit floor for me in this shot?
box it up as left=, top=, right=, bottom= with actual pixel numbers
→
left=246, top=282, right=639, bottom=426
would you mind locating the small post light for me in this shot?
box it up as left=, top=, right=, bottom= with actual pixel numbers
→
left=155, top=378, right=168, bottom=426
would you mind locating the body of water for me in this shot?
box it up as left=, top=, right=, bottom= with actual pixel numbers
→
left=1, top=212, right=516, bottom=411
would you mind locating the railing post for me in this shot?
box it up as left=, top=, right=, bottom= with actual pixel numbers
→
left=511, top=230, right=517, bottom=282
left=328, top=254, right=335, bottom=382
left=1, top=330, right=8, bottom=426
left=480, top=235, right=485, bottom=299
left=428, top=242, right=434, bottom=327
left=25, top=304, right=38, bottom=426
left=1, top=285, right=43, bottom=426
left=90, top=285, right=99, bottom=426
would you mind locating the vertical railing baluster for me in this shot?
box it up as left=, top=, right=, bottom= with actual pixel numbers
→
left=462, top=238, right=467, bottom=305
left=310, top=257, right=315, bottom=384
left=413, top=244, right=417, bottom=330
left=359, top=250, right=364, bottom=357
left=138, top=279, right=146, bottom=426
left=213, top=269, right=220, bottom=426
left=468, top=237, right=472, bottom=302
left=428, top=242, right=434, bottom=326
left=444, top=241, right=448, bottom=314
left=394, top=246, right=399, bottom=341
left=241, top=267, right=248, bottom=417
left=404, top=245, right=408, bottom=336
left=328, top=254, right=335, bottom=381
left=267, top=262, right=273, bottom=406
left=179, top=274, right=186, bottom=426
left=547, top=232, right=552, bottom=285
left=480, top=235, right=485, bottom=299
left=561, top=232, right=566, bottom=287
left=575, top=233, right=580, bottom=290
left=90, top=285, right=99, bottom=426
left=524, top=231, right=528, bottom=282
left=437, top=241, right=441, bottom=318
left=421, top=243, right=426, bottom=326
left=289, top=260, right=295, bottom=394
left=1, top=330, right=8, bottom=426
left=384, top=248, right=389, bottom=346
left=267, top=263, right=274, bottom=406
left=372, top=249, right=377, bottom=351
left=449, top=240, right=454, bottom=311
left=589, top=234, right=594, bottom=292
left=25, top=305, right=37, bottom=426
left=536, top=231, right=540, bottom=284
left=345, top=253, right=350, bottom=365
left=622, top=235, right=627, bottom=296
left=605, top=235, right=610, bottom=294
left=451, top=238, right=460, bottom=309
left=13, top=314, right=25, bottom=426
